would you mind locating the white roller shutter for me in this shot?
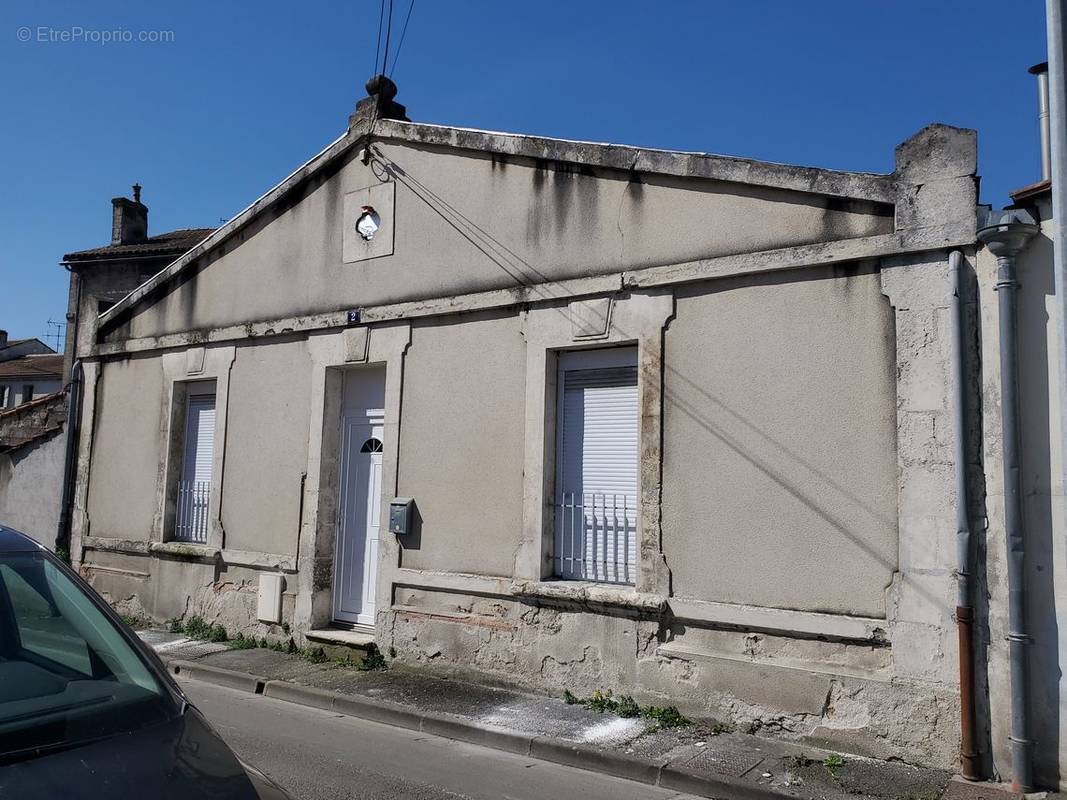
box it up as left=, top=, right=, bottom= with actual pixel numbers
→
left=555, top=348, right=638, bottom=584
left=183, top=395, right=216, bottom=485
left=176, top=391, right=215, bottom=543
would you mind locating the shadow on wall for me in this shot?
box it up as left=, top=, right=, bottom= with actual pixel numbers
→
left=661, top=266, right=904, bottom=610
left=397, top=501, right=424, bottom=555
left=383, top=157, right=918, bottom=614
left=1015, top=231, right=1060, bottom=788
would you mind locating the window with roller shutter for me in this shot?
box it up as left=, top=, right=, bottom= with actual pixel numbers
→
left=554, top=347, right=639, bottom=585
left=173, top=387, right=215, bottom=543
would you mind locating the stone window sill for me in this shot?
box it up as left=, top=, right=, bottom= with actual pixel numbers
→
left=509, top=579, right=667, bottom=612
left=149, top=541, right=220, bottom=562
left=82, top=536, right=150, bottom=555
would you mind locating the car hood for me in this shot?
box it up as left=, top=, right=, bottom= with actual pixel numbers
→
left=0, top=705, right=288, bottom=800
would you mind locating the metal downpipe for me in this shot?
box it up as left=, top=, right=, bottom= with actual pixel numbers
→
left=55, top=359, right=82, bottom=558
left=55, top=263, right=83, bottom=559
left=982, top=218, right=1039, bottom=792
left=980, top=212, right=1038, bottom=790
left=998, top=252, right=1033, bottom=792
left=950, top=250, right=981, bottom=781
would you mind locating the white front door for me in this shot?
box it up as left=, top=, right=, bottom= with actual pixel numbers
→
left=333, top=417, right=383, bottom=626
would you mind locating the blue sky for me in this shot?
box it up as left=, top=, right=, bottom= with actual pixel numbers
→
left=0, top=1, right=1049, bottom=345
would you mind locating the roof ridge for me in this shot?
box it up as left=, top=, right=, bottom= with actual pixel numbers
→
left=0, top=389, right=66, bottom=419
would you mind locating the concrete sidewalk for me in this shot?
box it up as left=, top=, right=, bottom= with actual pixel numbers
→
left=140, top=630, right=1027, bottom=800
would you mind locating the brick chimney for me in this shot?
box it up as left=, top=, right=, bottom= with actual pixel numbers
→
left=111, top=183, right=148, bottom=245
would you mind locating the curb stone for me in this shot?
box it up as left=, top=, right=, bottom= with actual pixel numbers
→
left=262, top=680, right=336, bottom=711
left=331, top=689, right=424, bottom=731
left=176, top=668, right=824, bottom=800
left=419, top=711, right=534, bottom=756
left=660, top=763, right=784, bottom=800
left=528, top=737, right=664, bottom=785
left=170, top=660, right=266, bottom=694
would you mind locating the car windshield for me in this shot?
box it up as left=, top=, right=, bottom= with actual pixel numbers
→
left=0, top=548, right=177, bottom=762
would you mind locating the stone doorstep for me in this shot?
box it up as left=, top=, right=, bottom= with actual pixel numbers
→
left=304, top=627, right=376, bottom=648
left=158, top=644, right=971, bottom=800
left=304, top=627, right=376, bottom=664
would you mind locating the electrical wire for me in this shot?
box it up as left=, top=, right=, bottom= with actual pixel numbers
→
left=388, top=0, right=416, bottom=78
left=381, top=0, right=395, bottom=77
left=373, top=0, right=385, bottom=78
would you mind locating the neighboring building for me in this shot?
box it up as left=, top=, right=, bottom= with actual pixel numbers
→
left=60, top=185, right=214, bottom=381
left=0, top=341, right=66, bottom=546
left=0, top=190, right=209, bottom=550
left=0, top=331, right=53, bottom=363
left=0, top=392, right=66, bottom=547
left=0, top=350, right=63, bottom=409
left=68, top=76, right=982, bottom=775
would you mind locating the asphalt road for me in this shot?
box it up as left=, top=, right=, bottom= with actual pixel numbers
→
left=180, top=677, right=705, bottom=800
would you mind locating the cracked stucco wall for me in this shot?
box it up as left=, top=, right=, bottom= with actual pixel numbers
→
left=381, top=585, right=958, bottom=767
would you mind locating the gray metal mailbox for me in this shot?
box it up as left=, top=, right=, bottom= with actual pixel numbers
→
left=389, top=497, right=414, bottom=535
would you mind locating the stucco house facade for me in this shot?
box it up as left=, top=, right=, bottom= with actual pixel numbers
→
left=69, top=79, right=983, bottom=772
left=0, top=336, right=65, bottom=548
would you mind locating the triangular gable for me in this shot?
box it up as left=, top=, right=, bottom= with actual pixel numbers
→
left=97, top=117, right=903, bottom=346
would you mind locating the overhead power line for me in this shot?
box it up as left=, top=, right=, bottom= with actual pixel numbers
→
left=381, top=0, right=395, bottom=76
left=389, top=0, right=416, bottom=78
left=373, top=0, right=385, bottom=77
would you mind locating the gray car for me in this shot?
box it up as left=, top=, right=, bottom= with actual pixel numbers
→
left=0, top=525, right=291, bottom=799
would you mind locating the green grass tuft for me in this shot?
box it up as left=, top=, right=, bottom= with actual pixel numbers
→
left=358, top=643, right=388, bottom=671
left=615, top=695, right=641, bottom=718
left=823, top=753, right=845, bottom=776
left=562, top=689, right=691, bottom=729
left=229, top=633, right=257, bottom=650
left=179, top=615, right=228, bottom=642
left=642, top=705, right=691, bottom=728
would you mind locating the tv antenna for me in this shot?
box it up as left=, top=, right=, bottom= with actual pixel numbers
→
left=44, top=318, right=66, bottom=352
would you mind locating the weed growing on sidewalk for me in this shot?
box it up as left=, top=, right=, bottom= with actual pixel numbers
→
left=642, top=704, right=691, bottom=729
left=229, top=633, right=258, bottom=650
left=823, top=753, right=845, bottom=777
left=168, top=615, right=228, bottom=642
left=183, top=616, right=229, bottom=642
left=563, top=689, right=692, bottom=729
left=220, top=632, right=389, bottom=672
left=302, top=646, right=329, bottom=664
left=359, top=643, right=388, bottom=671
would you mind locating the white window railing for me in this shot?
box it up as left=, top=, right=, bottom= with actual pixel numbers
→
left=554, top=492, right=636, bottom=586
left=174, top=480, right=210, bottom=544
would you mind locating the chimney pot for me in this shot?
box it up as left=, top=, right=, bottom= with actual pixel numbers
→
left=349, top=74, right=409, bottom=130
left=111, top=188, right=148, bottom=245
